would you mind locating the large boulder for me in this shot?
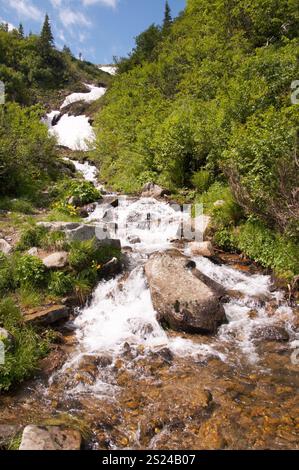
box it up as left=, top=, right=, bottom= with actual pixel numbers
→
left=0, top=239, right=12, bottom=255
left=24, top=305, right=70, bottom=325
left=42, top=251, right=69, bottom=269
left=144, top=250, right=226, bottom=334
left=141, top=182, right=170, bottom=199
left=19, top=425, right=81, bottom=450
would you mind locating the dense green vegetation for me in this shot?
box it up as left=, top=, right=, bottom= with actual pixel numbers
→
left=0, top=15, right=117, bottom=391
left=94, top=0, right=299, bottom=278
left=0, top=17, right=110, bottom=106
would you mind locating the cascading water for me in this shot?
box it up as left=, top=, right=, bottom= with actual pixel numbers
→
left=56, top=161, right=297, bottom=388
left=5, top=89, right=297, bottom=451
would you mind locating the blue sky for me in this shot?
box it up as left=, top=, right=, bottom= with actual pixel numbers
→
left=0, top=0, right=186, bottom=64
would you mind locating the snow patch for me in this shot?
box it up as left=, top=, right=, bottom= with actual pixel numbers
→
left=99, top=65, right=117, bottom=76
left=48, top=113, right=95, bottom=151
left=60, top=84, right=106, bottom=109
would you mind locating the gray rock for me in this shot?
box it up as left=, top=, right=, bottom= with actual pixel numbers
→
left=128, top=235, right=141, bottom=244
left=65, top=224, right=96, bottom=242
left=102, top=196, right=119, bottom=208
left=0, top=239, right=12, bottom=255
left=24, top=305, right=70, bottom=325
left=252, top=325, right=290, bottom=343
left=103, top=209, right=114, bottom=222
left=37, top=222, right=80, bottom=232
left=95, top=238, right=121, bottom=250
left=27, top=247, right=38, bottom=256
left=144, top=250, right=227, bottom=334
left=141, top=182, right=170, bottom=199
left=100, top=257, right=122, bottom=277
left=42, top=251, right=68, bottom=269
left=79, top=203, right=96, bottom=218
left=19, top=425, right=81, bottom=450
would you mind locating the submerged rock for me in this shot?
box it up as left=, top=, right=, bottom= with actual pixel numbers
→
left=144, top=250, right=227, bottom=334
left=19, top=425, right=81, bottom=450
left=128, top=235, right=141, bottom=244
left=252, top=325, right=290, bottom=343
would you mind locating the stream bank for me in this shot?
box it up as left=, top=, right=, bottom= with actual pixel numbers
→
left=0, top=85, right=298, bottom=451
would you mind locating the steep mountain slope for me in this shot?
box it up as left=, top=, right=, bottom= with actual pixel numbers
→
left=93, top=0, right=299, bottom=279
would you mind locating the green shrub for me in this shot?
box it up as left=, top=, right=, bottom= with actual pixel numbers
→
left=67, top=180, right=101, bottom=205
left=69, top=239, right=121, bottom=273
left=68, top=239, right=97, bottom=272
left=0, top=198, right=35, bottom=214
left=18, top=287, right=42, bottom=309
left=48, top=271, right=73, bottom=297
left=0, top=297, right=49, bottom=391
left=0, top=253, right=15, bottom=294
left=235, top=220, right=299, bottom=279
left=15, top=255, right=46, bottom=288
left=197, top=182, right=243, bottom=227
left=214, top=228, right=237, bottom=252
left=17, top=225, right=48, bottom=251
left=52, top=201, right=79, bottom=217
left=191, top=170, right=211, bottom=193
left=43, top=231, right=67, bottom=251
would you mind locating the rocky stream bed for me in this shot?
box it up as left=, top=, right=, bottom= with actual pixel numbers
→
left=0, top=86, right=298, bottom=451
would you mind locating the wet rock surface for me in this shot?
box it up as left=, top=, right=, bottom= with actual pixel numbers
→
left=145, top=250, right=227, bottom=334
left=1, top=161, right=298, bottom=452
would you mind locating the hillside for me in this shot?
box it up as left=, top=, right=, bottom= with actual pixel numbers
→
left=0, top=20, right=111, bottom=108
left=93, top=0, right=299, bottom=279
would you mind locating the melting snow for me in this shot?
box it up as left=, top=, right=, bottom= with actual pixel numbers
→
left=48, top=113, right=95, bottom=151
left=99, top=65, right=117, bottom=75
left=60, top=84, right=106, bottom=109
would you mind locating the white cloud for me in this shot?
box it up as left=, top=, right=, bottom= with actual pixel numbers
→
left=82, top=0, right=118, bottom=8
left=0, top=18, right=16, bottom=31
left=59, top=8, right=91, bottom=27
left=50, top=0, right=62, bottom=7
left=7, top=0, right=42, bottom=21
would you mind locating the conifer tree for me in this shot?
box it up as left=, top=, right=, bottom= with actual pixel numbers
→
left=40, top=14, right=54, bottom=57
left=163, top=1, right=172, bottom=33
left=18, top=23, right=24, bottom=38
